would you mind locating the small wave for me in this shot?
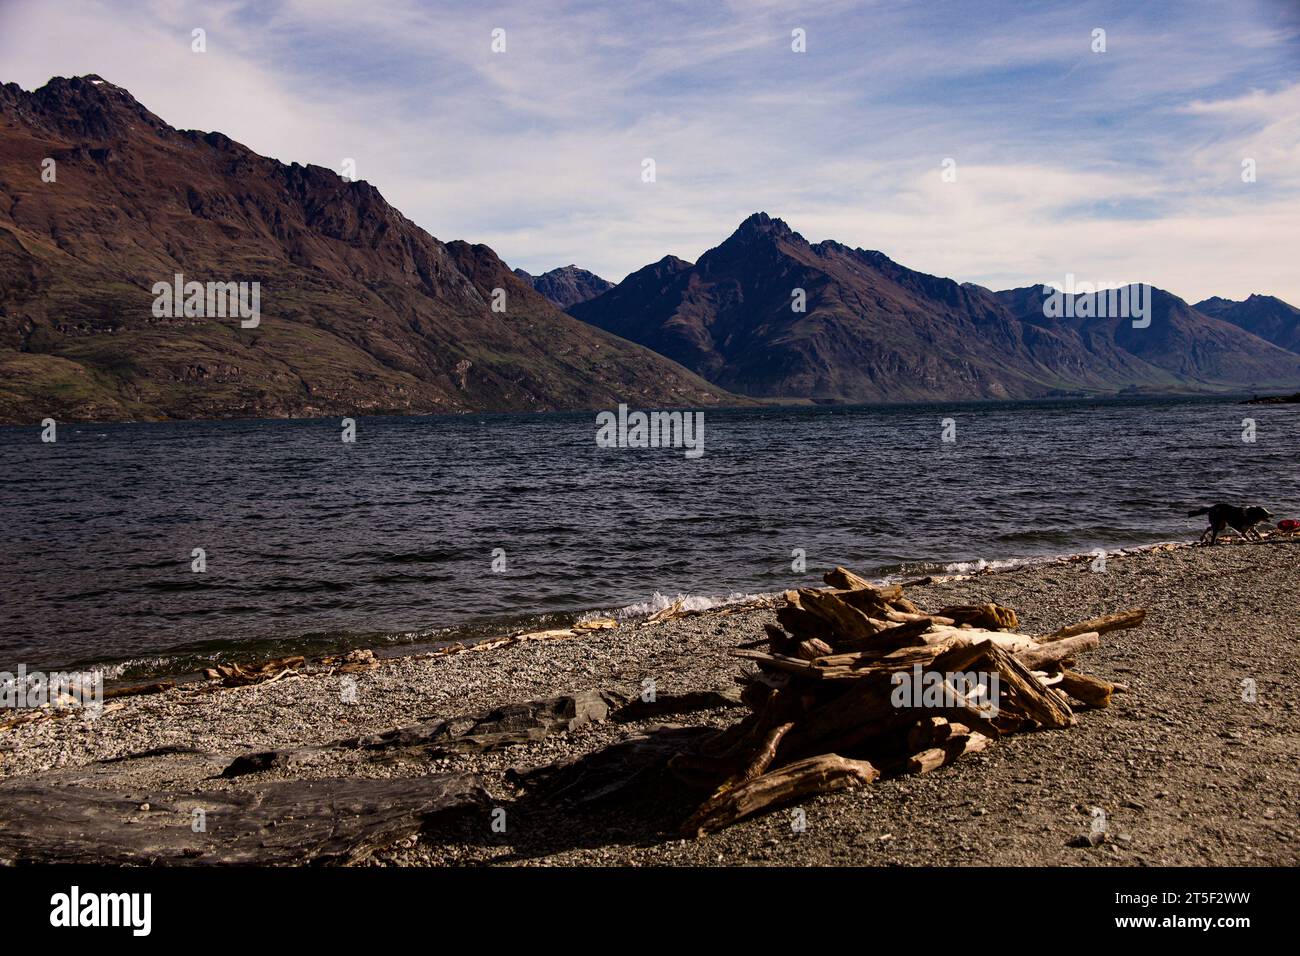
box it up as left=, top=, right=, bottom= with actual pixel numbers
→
left=939, top=556, right=1041, bottom=575
left=594, top=589, right=779, bottom=622
left=905, top=538, right=1192, bottom=579
left=84, top=656, right=177, bottom=681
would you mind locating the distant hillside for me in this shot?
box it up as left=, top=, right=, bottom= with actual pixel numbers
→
left=0, top=75, right=730, bottom=423
left=1193, top=294, right=1300, bottom=353
left=571, top=212, right=1300, bottom=402
left=513, top=265, right=613, bottom=310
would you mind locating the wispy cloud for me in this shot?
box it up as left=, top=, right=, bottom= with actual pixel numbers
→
left=2, top=0, right=1298, bottom=302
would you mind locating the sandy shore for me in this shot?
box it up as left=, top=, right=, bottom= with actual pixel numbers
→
left=2, top=538, right=1298, bottom=866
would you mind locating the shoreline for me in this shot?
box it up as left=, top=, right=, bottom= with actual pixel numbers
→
left=14, top=535, right=1218, bottom=684
left=2, top=536, right=1297, bottom=865
left=0, top=388, right=1282, bottom=430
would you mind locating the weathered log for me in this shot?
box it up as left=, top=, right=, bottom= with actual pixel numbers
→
left=762, top=622, right=797, bottom=655
left=797, top=589, right=884, bottom=644
left=827, top=619, right=912, bottom=653
left=822, top=567, right=904, bottom=602
left=907, top=717, right=971, bottom=749
left=612, top=687, right=743, bottom=723
left=929, top=636, right=994, bottom=674
left=727, top=721, right=795, bottom=787
left=984, top=645, right=1076, bottom=729
left=837, top=589, right=901, bottom=619
left=684, top=753, right=879, bottom=836
left=1046, top=608, right=1146, bottom=641
left=103, top=680, right=176, bottom=700
left=645, top=599, right=686, bottom=623
left=795, top=638, right=834, bottom=661
left=942, top=731, right=992, bottom=761
left=812, top=635, right=966, bottom=676
left=573, top=617, right=618, bottom=631
left=1014, top=632, right=1099, bottom=671
left=732, top=648, right=827, bottom=677
left=939, top=603, right=1020, bottom=630
left=907, top=717, right=952, bottom=751
left=922, top=626, right=1038, bottom=654
left=775, top=592, right=826, bottom=639
left=823, top=567, right=877, bottom=591
left=0, top=774, right=489, bottom=866
left=774, top=677, right=901, bottom=760
left=907, top=747, right=946, bottom=774
left=1057, top=670, right=1115, bottom=708
left=698, top=706, right=764, bottom=759
left=882, top=609, right=937, bottom=624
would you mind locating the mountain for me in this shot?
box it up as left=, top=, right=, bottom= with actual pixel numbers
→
left=513, top=265, right=613, bottom=310
left=571, top=212, right=1300, bottom=401
left=0, top=75, right=729, bottom=423
left=1193, top=294, right=1300, bottom=354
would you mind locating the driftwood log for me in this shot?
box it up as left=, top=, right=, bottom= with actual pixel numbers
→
left=0, top=774, right=489, bottom=866
left=675, top=567, right=1145, bottom=834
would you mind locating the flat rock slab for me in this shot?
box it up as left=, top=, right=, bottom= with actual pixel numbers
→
left=0, top=773, right=489, bottom=865
left=224, top=689, right=627, bottom=777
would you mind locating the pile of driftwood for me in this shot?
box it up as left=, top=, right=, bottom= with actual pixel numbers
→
left=672, top=567, right=1144, bottom=835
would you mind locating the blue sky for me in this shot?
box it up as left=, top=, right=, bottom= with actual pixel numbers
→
left=3, top=0, right=1299, bottom=302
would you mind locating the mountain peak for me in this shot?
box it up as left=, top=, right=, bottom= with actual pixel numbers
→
left=514, top=263, right=614, bottom=309
left=35, top=74, right=143, bottom=107
left=2, top=75, right=166, bottom=139
left=735, top=211, right=795, bottom=238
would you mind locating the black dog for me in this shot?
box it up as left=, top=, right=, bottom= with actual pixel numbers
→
left=1188, top=503, right=1274, bottom=545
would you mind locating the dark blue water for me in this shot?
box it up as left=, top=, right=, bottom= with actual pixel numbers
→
left=1, top=397, right=1296, bottom=677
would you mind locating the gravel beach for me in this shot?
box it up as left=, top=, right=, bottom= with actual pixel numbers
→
left=2, top=538, right=1297, bottom=866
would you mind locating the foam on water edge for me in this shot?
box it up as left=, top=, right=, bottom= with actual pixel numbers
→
left=84, top=538, right=1199, bottom=682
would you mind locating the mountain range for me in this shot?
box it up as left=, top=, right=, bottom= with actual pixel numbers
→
left=0, top=75, right=726, bottom=423
left=1, top=75, right=1297, bottom=423
left=1192, top=294, right=1300, bottom=354
left=570, top=213, right=1300, bottom=402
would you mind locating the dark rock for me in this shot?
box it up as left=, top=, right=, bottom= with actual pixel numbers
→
left=1068, top=830, right=1107, bottom=848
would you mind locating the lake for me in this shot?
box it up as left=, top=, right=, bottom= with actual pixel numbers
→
left=1, top=396, right=1295, bottom=677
